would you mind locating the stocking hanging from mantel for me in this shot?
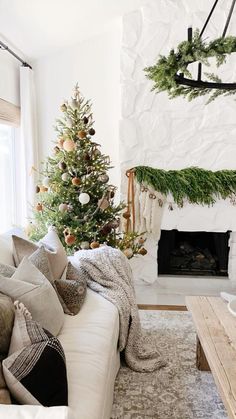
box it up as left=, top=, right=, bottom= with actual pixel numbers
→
left=125, top=169, right=166, bottom=241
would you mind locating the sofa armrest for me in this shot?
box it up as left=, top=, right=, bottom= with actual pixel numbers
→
left=0, top=405, right=72, bottom=419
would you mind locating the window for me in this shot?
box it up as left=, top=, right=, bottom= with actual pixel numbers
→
left=0, top=123, right=17, bottom=232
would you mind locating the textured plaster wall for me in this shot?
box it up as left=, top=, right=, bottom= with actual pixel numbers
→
left=121, top=0, right=236, bottom=232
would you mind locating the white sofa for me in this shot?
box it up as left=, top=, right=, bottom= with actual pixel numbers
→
left=0, top=231, right=120, bottom=419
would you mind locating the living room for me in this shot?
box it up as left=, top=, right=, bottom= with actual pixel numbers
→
left=0, top=0, right=236, bottom=418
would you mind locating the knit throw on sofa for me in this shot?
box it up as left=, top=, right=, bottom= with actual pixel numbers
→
left=73, top=246, right=165, bottom=372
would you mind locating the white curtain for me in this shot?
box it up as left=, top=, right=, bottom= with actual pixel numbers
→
left=17, top=66, right=38, bottom=226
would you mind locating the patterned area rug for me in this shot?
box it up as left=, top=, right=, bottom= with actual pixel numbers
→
left=111, top=310, right=227, bottom=419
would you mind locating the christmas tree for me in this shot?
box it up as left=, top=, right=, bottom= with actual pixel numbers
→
left=30, top=85, right=146, bottom=257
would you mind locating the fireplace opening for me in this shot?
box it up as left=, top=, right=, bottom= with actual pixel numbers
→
left=157, top=230, right=230, bottom=276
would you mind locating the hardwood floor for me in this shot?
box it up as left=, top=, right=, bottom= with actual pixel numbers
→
left=138, top=304, right=187, bottom=311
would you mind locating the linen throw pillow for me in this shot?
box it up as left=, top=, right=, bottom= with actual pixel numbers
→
left=3, top=301, right=68, bottom=407
left=0, top=293, right=15, bottom=360
left=0, top=258, right=64, bottom=336
left=55, top=262, right=87, bottom=315
left=12, top=229, right=67, bottom=279
left=0, top=362, right=11, bottom=404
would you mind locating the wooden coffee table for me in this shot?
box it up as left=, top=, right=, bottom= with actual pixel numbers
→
left=186, top=296, right=236, bottom=419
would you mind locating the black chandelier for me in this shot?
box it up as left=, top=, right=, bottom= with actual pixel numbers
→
left=175, top=0, right=236, bottom=91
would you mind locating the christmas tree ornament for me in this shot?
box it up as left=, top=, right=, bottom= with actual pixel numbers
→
left=65, top=234, right=76, bottom=246
left=39, top=185, right=48, bottom=193
left=36, top=185, right=40, bottom=193
left=100, top=224, right=112, bottom=235
left=77, top=130, right=87, bottom=139
left=60, top=103, right=67, bottom=112
left=58, top=138, right=65, bottom=149
left=59, top=203, right=68, bottom=212
left=78, top=192, right=90, bottom=205
left=53, top=146, right=60, bottom=154
left=88, top=128, right=95, bottom=136
left=138, top=247, right=148, bottom=256
left=58, top=161, right=67, bottom=170
left=93, top=149, right=101, bottom=158
left=98, top=198, right=109, bottom=211
left=63, top=139, right=76, bottom=152
left=35, top=203, right=43, bottom=212
left=62, top=173, right=70, bottom=181
left=42, top=177, right=50, bottom=187
left=67, top=204, right=73, bottom=212
left=72, top=177, right=81, bottom=186
left=98, top=173, right=109, bottom=184
left=83, top=116, right=89, bottom=124
left=123, top=248, right=133, bottom=259
left=90, top=241, right=100, bottom=249
left=138, top=237, right=145, bottom=245
left=80, top=241, right=90, bottom=250
left=123, top=210, right=131, bottom=219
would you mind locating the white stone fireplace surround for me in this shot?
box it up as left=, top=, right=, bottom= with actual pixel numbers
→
left=120, top=0, right=236, bottom=285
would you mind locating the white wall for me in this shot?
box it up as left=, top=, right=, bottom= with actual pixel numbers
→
left=34, top=20, right=122, bottom=187
left=0, top=50, right=20, bottom=105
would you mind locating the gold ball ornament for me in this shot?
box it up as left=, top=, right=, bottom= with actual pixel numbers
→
left=90, top=241, right=100, bottom=249
left=123, top=248, right=133, bottom=259
left=72, top=177, right=81, bottom=186
left=98, top=198, right=109, bottom=210
left=65, top=234, right=76, bottom=246
left=35, top=202, right=43, bottom=212
left=77, top=130, right=87, bottom=139
left=63, top=139, right=76, bottom=152
left=138, top=247, right=148, bottom=256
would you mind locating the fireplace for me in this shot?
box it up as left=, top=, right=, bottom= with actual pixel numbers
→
left=157, top=230, right=230, bottom=277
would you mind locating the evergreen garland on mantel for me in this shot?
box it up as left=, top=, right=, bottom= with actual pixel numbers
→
left=134, top=166, right=236, bottom=207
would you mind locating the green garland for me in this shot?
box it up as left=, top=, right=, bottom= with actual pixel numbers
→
left=144, top=29, right=236, bottom=103
left=135, top=166, right=236, bottom=206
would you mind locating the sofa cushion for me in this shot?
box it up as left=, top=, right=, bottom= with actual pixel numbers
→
left=3, top=301, right=68, bottom=407
left=0, top=228, right=26, bottom=266
left=0, top=258, right=64, bottom=336
left=0, top=293, right=15, bottom=360
left=0, top=263, right=16, bottom=277
left=12, top=230, right=67, bottom=279
left=0, top=362, right=11, bottom=404
left=55, top=262, right=87, bottom=316
left=58, top=289, right=120, bottom=419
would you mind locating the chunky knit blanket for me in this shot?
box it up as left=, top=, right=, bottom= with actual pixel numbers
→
left=72, top=246, right=165, bottom=372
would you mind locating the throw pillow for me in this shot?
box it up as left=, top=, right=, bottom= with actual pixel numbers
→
left=0, top=258, right=64, bottom=336
left=12, top=229, right=67, bottom=279
left=0, top=293, right=15, bottom=360
left=55, top=262, right=87, bottom=315
left=3, top=301, right=68, bottom=407
left=0, top=263, right=16, bottom=278
left=0, top=362, right=11, bottom=404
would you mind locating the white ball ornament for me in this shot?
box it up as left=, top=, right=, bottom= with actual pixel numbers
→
left=59, top=203, right=68, bottom=212
left=42, top=177, right=50, bottom=187
left=80, top=241, right=90, bottom=250
left=78, top=192, right=90, bottom=205
left=63, top=139, right=76, bottom=152
left=61, top=173, right=70, bottom=181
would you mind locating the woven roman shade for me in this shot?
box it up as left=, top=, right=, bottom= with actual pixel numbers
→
left=0, top=98, right=20, bottom=126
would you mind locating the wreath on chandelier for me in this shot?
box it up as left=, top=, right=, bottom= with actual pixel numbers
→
left=144, top=29, right=236, bottom=103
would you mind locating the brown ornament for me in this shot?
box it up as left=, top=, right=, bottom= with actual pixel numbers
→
left=138, top=237, right=145, bottom=245
left=39, top=185, right=48, bottom=193
left=63, top=139, right=76, bottom=152
left=138, top=247, right=147, bottom=256
left=35, top=202, right=43, bottom=212
left=89, top=128, right=95, bottom=136
left=77, top=130, right=87, bottom=139
left=83, top=116, right=89, bottom=124
left=90, top=241, right=100, bottom=249
left=98, top=173, right=109, bottom=184
left=123, top=211, right=131, bottom=219
left=72, top=177, right=81, bottom=186
left=65, top=234, right=76, bottom=246
left=58, top=161, right=67, bottom=170
left=36, top=185, right=40, bottom=193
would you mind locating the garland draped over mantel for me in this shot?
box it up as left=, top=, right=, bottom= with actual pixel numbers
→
left=134, top=166, right=236, bottom=206
left=125, top=166, right=236, bottom=239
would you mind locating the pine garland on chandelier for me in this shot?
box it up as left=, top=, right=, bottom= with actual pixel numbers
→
left=134, top=166, right=236, bottom=207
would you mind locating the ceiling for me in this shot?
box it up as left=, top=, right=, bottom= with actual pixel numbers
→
left=0, top=0, right=143, bottom=60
